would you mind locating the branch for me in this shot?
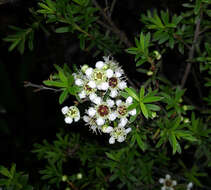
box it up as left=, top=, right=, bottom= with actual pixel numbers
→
left=23, top=81, right=62, bottom=92
left=180, top=15, right=201, bottom=88
left=92, top=0, right=133, bottom=48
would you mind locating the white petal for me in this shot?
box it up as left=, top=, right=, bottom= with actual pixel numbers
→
left=103, top=126, right=113, bottom=133
left=89, top=93, right=97, bottom=101
left=106, top=99, right=114, bottom=107
left=109, top=137, right=115, bottom=144
left=126, top=96, right=133, bottom=105
left=125, top=128, right=131, bottom=134
left=165, top=174, right=171, bottom=180
left=75, top=79, right=83, bottom=86
left=97, top=84, right=102, bottom=90
left=101, top=82, right=109, bottom=91
left=115, top=69, right=123, bottom=78
left=108, top=112, right=117, bottom=121
left=110, top=89, right=118, bottom=98
left=129, top=109, right=136, bottom=116
left=159, top=178, right=164, bottom=184
left=106, top=69, right=114, bottom=78
left=88, top=107, right=96, bottom=117
left=96, top=118, right=105, bottom=126
left=83, top=115, right=90, bottom=122
left=85, top=68, right=93, bottom=77
left=161, top=187, right=166, bottom=190
left=65, top=117, right=73, bottom=124
left=187, top=182, right=193, bottom=188
left=74, top=116, right=80, bottom=122
left=117, top=136, right=125, bottom=143
left=116, top=99, right=122, bottom=106
left=172, top=180, right=177, bottom=186
left=95, top=61, right=104, bottom=69
left=119, top=118, right=128, bottom=127
left=61, top=106, right=69, bottom=115
left=88, top=81, right=96, bottom=89
left=79, top=91, right=86, bottom=99
left=93, top=97, right=102, bottom=105
left=118, top=81, right=127, bottom=89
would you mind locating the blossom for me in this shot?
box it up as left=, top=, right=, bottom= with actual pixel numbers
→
left=62, top=106, right=80, bottom=124
left=83, top=115, right=99, bottom=134
left=159, top=174, right=177, bottom=190
left=109, top=126, right=131, bottom=144
left=87, top=96, right=116, bottom=126
left=115, top=96, right=137, bottom=127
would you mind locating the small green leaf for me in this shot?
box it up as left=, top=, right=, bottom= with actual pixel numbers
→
left=55, top=26, right=69, bottom=33
left=59, top=89, right=69, bottom=104
left=143, top=96, right=163, bottom=103
left=139, top=86, right=145, bottom=100
left=136, top=133, right=146, bottom=151
left=0, top=165, right=11, bottom=178
left=140, top=102, right=148, bottom=119
left=43, top=80, right=66, bottom=87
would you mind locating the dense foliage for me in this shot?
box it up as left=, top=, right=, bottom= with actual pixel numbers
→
left=0, top=0, right=211, bottom=190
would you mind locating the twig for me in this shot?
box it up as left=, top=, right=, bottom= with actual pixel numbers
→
left=180, top=14, right=201, bottom=88
left=23, top=81, right=62, bottom=92
left=109, top=0, right=117, bottom=17
left=67, top=180, right=78, bottom=190
left=92, top=0, right=133, bottom=48
left=173, top=34, right=191, bottom=50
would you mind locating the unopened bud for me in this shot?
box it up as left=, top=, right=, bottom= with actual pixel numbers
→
left=183, top=118, right=190, bottom=123
left=153, top=50, right=162, bottom=60
left=179, top=98, right=183, bottom=103
left=183, top=105, right=188, bottom=111
left=151, top=112, right=157, bottom=118
left=65, top=188, right=71, bottom=190
left=147, top=71, right=153, bottom=76
left=102, top=64, right=108, bottom=70
left=81, top=64, right=89, bottom=73
left=76, top=173, right=82, bottom=179
left=62, top=175, right=68, bottom=182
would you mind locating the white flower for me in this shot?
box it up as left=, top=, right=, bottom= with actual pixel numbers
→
left=96, top=117, right=105, bottom=126
left=159, top=174, right=177, bottom=190
left=83, top=115, right=99, bottom=134
left=78, top=90, right=86, bottom=99
left=61, top=106, right=69, bottom=115
left=100, top=82, right=109, bottom=91
left=102, top=125, right=113, bottom=133
left=88, top=80, right=96, bottom=89
left=119, top=117, right=128, bottom=127
left=93, top=97, right=102, bottom=105
left=89, top=93, right=97, bottom=101
left=129, top=109, right=136, bottom=116
left=108, top=112, right=117, bottom=121
left=109, top=136, right=115, bottom=144
left=106, top=99, right=114, bottom=107
left=75, top=79, right=83, bottom=86
left=118, top=81, right=127, bottom=89
left=187, top=182, right=193, bottom=190
left=85, top=68, right=93, bottom=77
left=96, top=61, right=104, bottom=69
left=108, top=126, right=131, bottom=144
left=106, top=69, right=114, bottom=78
left=88, top=107, right=96, bottom=117
left=110, top=89, right=118, bottom=98
left=65, top=117, right=73, bottom=124
left=62, top=106, right=80, bottom=124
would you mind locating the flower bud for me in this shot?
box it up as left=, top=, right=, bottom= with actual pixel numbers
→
left=65, top=188, right=71, bottom=190
left=76, top=173, right=83, bottom=179
left=62, top=175, right=68, bottom=182
left=147, top=71, right=153, bottom=76
left=153, top=50, right=162, bottom=60
left=183, top=105, right=188, bottom=111
left=151, top=112, right=157, bottom=118
left=81, top=64, right=89, bottom=73
left=183, top=118, right=190, bottom=123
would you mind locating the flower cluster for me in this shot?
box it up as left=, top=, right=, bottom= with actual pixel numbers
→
left=61, top=56, right=136, bottom=144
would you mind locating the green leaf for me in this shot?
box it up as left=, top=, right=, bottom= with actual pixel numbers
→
left=105, top=152, right=117, bottom=161
left=139, top=86, right=145, bottom=100
left=140, top=102, right=148, bottom=119
left=136, top=133, right=146, bottom=151
left=143, top=96, right=163, bottom=103
left=169, top=132, right=181, bottom=154
left=59, top=89, right=69, bottom=104
left=8, top=39, right=21, bottom=52
left=127, top=102, right=139, bottom=111
left=0, top=165, right=11, bottom=178
left=125, top=88, right=139, bottom=101
left=43, top=80, right=66, bottom=87
left=55, top=27, right=69, bottom=33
